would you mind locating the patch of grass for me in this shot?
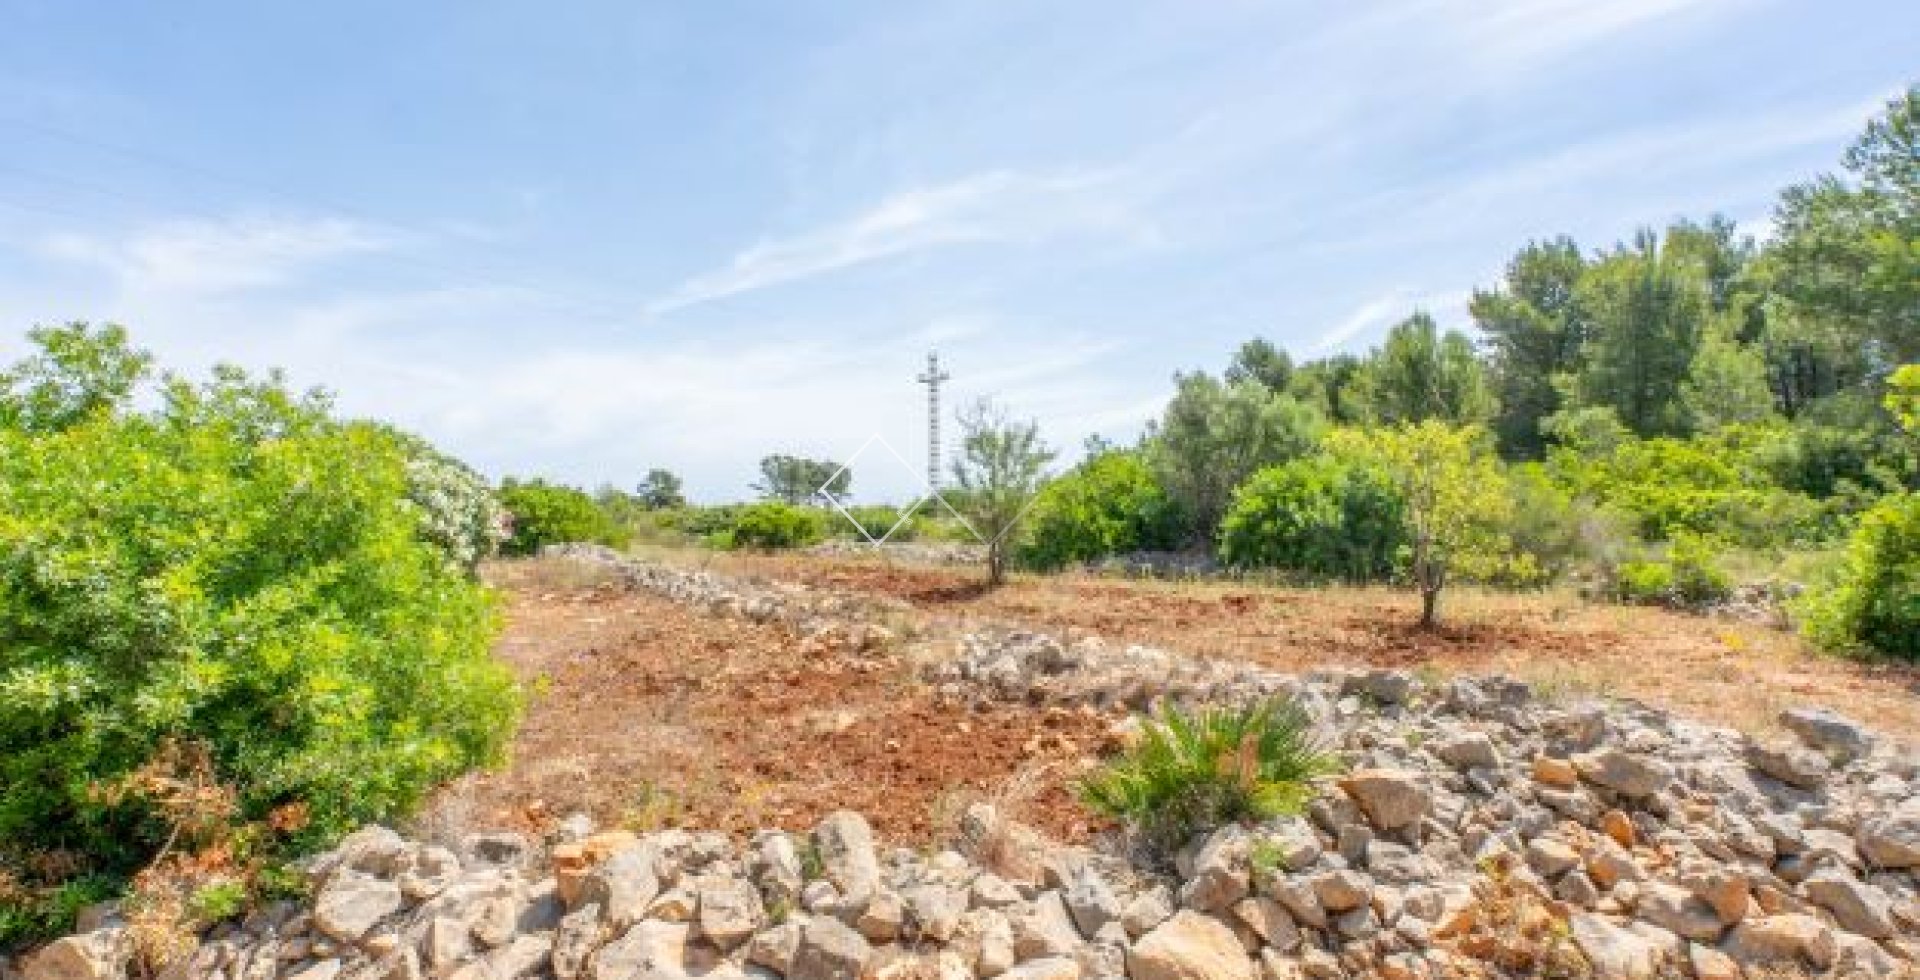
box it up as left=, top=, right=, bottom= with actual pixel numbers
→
left=185, top=879, right=247, bottom=923
left=1077, top=697, right=1337, bottom=856
left=1248, top=837, right=1289, bottom=886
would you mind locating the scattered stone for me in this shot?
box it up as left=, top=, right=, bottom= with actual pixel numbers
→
left=1779, top=707, right=1875, bottom=761
left=1858, top=802, right=1920, bottom=869
left=1746, top=740, right=1831, bottom=790
left=1337, top=770, right=1431, bottom=830
left=1127, top=911, right=1254, bottom=980
left=313, top=873, right=402, bottom=943
left=791, top=916, right=873, bottom=980
left=1530, top=756, right=1577, bottom=789
left=581, top=844, right=661, bottom=930
left=1431, top=731, right=1499, bottom=771
left=814, top=812, right=881, bottom=909
left=1568, top=914, right=1662, bottom=978
left=1573, top=749, right=1673, bottom=798
left=1802, top=874, right=1896, bottom=939
left=1722, top=914, right=1835, bottom=971
left=1120, top=888, right=1174, bottom=939
left=697, top=874, right=766, bottom=951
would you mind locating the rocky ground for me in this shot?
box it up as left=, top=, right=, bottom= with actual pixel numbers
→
left=11, top=546, right=1919, bottom=979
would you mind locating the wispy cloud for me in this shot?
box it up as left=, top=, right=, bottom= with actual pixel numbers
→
left=1313, top=288, right=1473, bottom=353
left=40, top=215, right=391, bottom=297
left=1433, top=0, right=1745, bottom=69
left=649, top=168, right=1142, bottom=314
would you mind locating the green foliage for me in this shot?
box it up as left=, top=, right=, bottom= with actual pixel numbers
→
left=754, top=455, right=848, bottom=504
left=0, top=334, right=518, bottom=885
left=0, top=875, right=118, bottom=952
left=1077, top=698, right=1336, bottom=856
left=1547, top=431, right=1823, bottom=547
left=1681, top=326, right=1776, bottom=432
left=1331, top=423, right=1528, bottom=626
left=1569, top=231, right=1710, bottom=437
left=0, top=322, right=153, bottom=433
left=829, top=504, right=921, bottom=541
left=1800, top=492, right=1920, bottom=660
left=1473, top=237, right=1589, bottom=459
left=950, top=400, right=1056, bottom=585
left=1770, top=87, right=1920, bottom=371
left=636, top=468, right=687, bottom=509
left=1353, top=312, right=1495, bottom=425
left=186, top=879, right=249, bottom=923
left=1021, top=450, right=1185, bottom=570
left=1217, top=456, right=1405, bottom=582
left=498, top=478, right=629, bottom=555
left=726, top=502, right=826, bottom=550
left=1149, top=373, right=1324, bottom=539
left=1614, top=533, right=1731, bottom=607
left=1225, top=337, right=1294, bottom=393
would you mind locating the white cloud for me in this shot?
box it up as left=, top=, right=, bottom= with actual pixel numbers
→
left=1431, top=0, right=1744, bottom=69
left=40, top=215, right=391, bottom=297
left=649, top=168, right=1142, bottom=314
left=1313, top=288, right=1473, bottom=353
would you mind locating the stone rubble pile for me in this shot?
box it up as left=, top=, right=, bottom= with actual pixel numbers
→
left=14, top=548, right=1919, bottom=979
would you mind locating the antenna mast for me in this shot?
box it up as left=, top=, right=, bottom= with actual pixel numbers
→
left=916, top=351, right=951, bottom=490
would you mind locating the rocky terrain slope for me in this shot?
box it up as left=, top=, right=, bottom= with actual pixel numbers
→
left=11, top=546, right=1918, bottom=979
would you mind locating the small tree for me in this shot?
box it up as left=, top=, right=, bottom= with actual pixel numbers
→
left=1332, top=422, right=1519, bottom=628
left=949, top=400, right=1055, bottom=585
left=754, top=454, right=849, bottom=504
left=637, top=467, right=687, bottom=509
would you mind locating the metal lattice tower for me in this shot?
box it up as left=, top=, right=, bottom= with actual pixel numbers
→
left=916, top=351, right=951, bottom=490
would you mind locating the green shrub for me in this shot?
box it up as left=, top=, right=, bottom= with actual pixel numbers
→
left=1548, top=434, right=1824, bottom=548
left=832, top=504, right=920, bottom=541
left=1613, top=533, right=1731, bottom=606
left=1615, top=559, right=1676, bottom=603
left=1077, top=698, right=1336, bottom=855
left=1801, top=493, right=1920, bottom=660
left=726, top=502, right=826, bottom=550
left=498, top=478, right=629, bottom=555
left=0, top=352, right=519, bottom=891
left=1022, top=450, right=1186, bottom=570
left=186, top=879, right=249, bottom=923
left=1217, top=456, right=1404, bottom=582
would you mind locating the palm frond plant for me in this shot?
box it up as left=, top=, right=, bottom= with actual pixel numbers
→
left=1077, top=697, right=1339, bottom=857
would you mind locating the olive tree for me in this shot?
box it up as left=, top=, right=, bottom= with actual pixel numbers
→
left=949, top=399, right=1056, bottom=585
left=1330, top=422, right=1520, bottom=628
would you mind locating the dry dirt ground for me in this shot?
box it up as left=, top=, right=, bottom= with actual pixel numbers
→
left=448, top=549, right=1918, bottom=850
left=445, top=559, right=1118, bottom=846
left=698, top=550, right=1920, bottom=744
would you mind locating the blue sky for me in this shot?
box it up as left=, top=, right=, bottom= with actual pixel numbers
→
left=1, top=1, right=1914, bottom=501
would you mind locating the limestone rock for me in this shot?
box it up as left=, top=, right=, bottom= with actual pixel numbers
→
left=1573, top=749, right=1673, bottom=798
left=790, top=916, right=872, bottom=980
left=1127, top=911, right=1255, bottom=980
left=1802, top=874, right=1896, bottom=939
left=1337, top=770, right=1430, bottom=830
left=1746, top=740, right=1830, bottom=790
left=1858, top=803, right=1920, bottom=869
left=1721, top=914, right=1835, bottom=971
left=588, top=919, right=689, bottom=980
left=696, top=874, right=765, bottom=951
left=814, top=812, right=881, bottom=909
left=1779, top=707, right=1875, bottom=761
left=1634, top=882, right=1723, bottom=943
left=1568, top=914, right=1662, bottom=978
left=581, top=845, right=661, bottom=931
left=1431, top=731, right=1500, bottom=771
left=314, top=872, right=403, bottom=943
left=19, top=929, right=126, bottom=980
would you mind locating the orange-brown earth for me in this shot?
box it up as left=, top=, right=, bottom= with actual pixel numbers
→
left=449, top=559, right=1117, bottom=845
left=702, top=550, right=1920, bottom=744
